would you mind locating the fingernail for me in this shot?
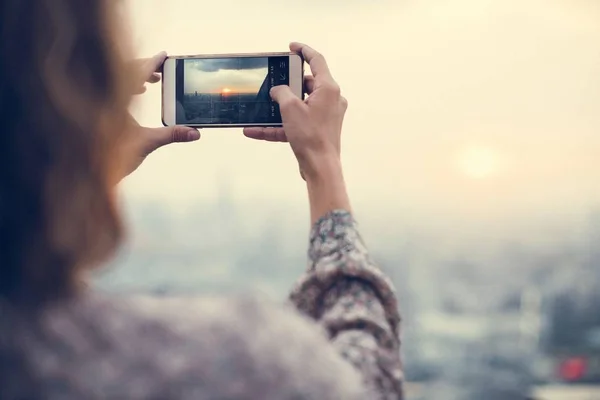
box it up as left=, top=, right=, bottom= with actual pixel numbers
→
left=187, top=129, right=200, bottom=141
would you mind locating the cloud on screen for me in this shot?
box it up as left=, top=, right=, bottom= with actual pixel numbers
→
left=190, top=57, right=268, bottom=72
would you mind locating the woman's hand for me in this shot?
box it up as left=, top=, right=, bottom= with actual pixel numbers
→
left=120, top=52, right=200, bottom=180
left=243, top=43, right=351, bottom=223
left=243, top=43, right=347, bottom=181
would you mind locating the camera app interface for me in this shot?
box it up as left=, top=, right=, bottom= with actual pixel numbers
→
left=176, top=56, right=289, bottom=124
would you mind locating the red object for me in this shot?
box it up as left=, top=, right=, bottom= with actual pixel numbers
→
left=559, top=357, right=587, bottom=381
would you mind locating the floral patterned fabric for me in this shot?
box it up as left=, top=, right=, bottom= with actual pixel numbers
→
left=290, top=209, right=403, bottom=399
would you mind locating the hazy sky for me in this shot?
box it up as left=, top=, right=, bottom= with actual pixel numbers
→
left=122, top=0, right=600, bottom=243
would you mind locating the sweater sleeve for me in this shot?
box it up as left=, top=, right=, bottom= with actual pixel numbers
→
left=289, top=210, right=404, bottom=399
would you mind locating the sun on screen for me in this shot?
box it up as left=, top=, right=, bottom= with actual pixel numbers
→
left=222, top=87, right=232, bottom=94
left=458, top=145, right=499, bottom=179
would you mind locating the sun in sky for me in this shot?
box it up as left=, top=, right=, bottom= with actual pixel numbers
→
left=458, top=145, right=500, bottom=179
left=221, top=87, right=232, bottom=94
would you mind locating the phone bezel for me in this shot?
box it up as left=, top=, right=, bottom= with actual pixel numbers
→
left=161, top=52, right=304, bottom=128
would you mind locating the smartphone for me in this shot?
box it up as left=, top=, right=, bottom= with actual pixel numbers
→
left=162, top=52, right=304, bottom=127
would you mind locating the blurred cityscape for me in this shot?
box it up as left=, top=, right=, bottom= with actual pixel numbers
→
left=93, top=188, right=600, bottom=399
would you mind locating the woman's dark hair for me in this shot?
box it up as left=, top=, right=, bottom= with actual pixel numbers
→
left=0, top=0, right=134, bottom=305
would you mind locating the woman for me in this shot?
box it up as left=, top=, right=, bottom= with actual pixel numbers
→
left=0, top=1, right=403, bottom=399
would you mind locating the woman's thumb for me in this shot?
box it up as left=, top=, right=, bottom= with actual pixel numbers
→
left=270, top=85, right=304, bottom=114
left=144, top=125, right=200, bottom=154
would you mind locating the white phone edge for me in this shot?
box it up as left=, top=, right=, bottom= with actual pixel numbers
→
left=161, top=53, right=304, bottom=127
left=162, top=57, right=176, bottom=127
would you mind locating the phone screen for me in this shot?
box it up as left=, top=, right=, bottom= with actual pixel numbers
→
left=175, top=56, right=289, bottom=125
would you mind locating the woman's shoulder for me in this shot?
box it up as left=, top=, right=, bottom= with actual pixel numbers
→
left=108, top=291, right=319, bottom=340
left=70, top=291, right=367, bottom=399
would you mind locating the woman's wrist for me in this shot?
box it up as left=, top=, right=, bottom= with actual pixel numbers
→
left=304, top=154, right=342, bottom=182
left=305, top=156, right=352, bottom=225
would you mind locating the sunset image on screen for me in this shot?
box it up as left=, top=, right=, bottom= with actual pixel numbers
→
left=180, top=57, right=278, bottom=124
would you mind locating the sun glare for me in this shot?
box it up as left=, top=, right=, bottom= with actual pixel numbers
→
left=222, top=87, right=232, bottom=94
left=458, top=145, right=499, bottom=179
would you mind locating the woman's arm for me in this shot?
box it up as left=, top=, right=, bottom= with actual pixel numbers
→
left=289, top=161, right=404, bottom=399
left=243, top=42, right=403, bottom=397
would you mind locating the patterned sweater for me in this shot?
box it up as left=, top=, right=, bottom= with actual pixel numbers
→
left=0, top=210, right=403, bottom=399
